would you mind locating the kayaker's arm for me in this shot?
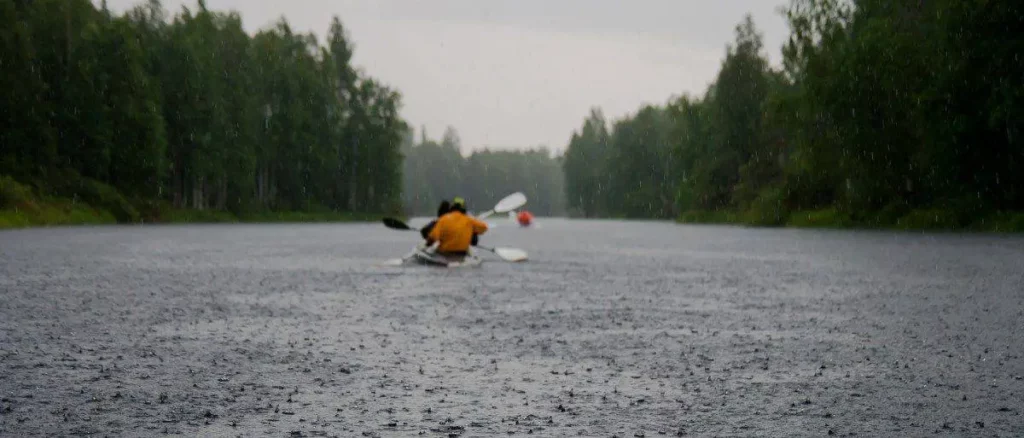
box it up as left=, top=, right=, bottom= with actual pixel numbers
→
left=470, top=217, right=489, bottom=235
left=420, top=220, right=437, bottom=240
left=427, top=219, right=443, bottom=246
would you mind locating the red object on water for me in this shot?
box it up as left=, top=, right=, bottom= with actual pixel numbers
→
left=517, top=210, right=534, bottom=226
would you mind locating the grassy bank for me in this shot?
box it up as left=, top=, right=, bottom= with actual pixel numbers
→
left=0, top=175, right=114, bottom=228
left=679, top=207, right=1024, bottom=233
left=1, top=175, right=388, bottom=230
left=0, top=200, right=117, bottom=229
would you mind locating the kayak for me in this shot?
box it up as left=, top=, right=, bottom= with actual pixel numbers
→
left=516, top=210, right=534, bottom=227
left=411, top=246, right=483, bottom=268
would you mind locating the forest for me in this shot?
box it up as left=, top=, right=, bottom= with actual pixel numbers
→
left=402, top=127, right=565, bottom=217
left=4, top=0, right=1022, bottom=231
left=563, top=0, right=1024, bottom=230
left=1, top=0, right=405, bottom=225
left=0, top=0, right=564, bottom=227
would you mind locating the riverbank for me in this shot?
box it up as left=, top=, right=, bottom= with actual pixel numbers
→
left=0, top=176, right=387, bottom=230
left=678, top=207, right=1024, bottom=233
left=0, top=201, right=386, bottom=230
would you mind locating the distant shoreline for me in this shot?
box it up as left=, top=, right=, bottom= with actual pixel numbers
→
left=1, top=174, right=404, bottom=230
left=676, top=209, right=1024, bottom=233
left=0, top=206, right=388, bottom=230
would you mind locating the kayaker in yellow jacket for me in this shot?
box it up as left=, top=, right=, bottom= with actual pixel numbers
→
left=426, top=197, right=488, bottom=255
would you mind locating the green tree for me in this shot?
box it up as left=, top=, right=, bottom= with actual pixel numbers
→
left=562, top=108, right=610, bottom=217
left=707, top=14, right=772, bottom=209
left=0, top=0, right=58, bottom=180
left=1, top=0, right=408, bottom=221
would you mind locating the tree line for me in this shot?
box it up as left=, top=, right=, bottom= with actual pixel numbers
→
left=563, top=0, right=1024, bottom=229
left=1, top=0, right=405, bottom=221
left=402, top=127, right=565, bottom=217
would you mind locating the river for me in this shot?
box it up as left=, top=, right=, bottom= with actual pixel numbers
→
left=1, top=219, right=1022, bottom=436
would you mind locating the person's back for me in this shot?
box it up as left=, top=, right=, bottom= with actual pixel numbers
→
left=427, top=209, right=488, bottom=255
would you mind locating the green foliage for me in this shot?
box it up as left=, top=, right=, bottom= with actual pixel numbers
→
left=0, top=1, right=405, bottom=224
left=971, top=212, right=1024, bottom=233
left=741, top=187, right=790, bottom=227
left=785, top=209, right=853, bottom=228
left=677, top=210, right=739, bottom=225
left=564, top=1, right=1024, bottom=231
left=0, top=175, right=32, bottom=208
left=607, top=106, right=676, bottom=218
left=76, top=179, right=140, bottom=223
left=0, top=176, right=118, bottom=228
left=896, top=210, right=964, bottom=231
left=0, top=203, right=117, bottom=229
left=563, top=109, right=611, bottom=217
left=862, top=202, right=911, bottom=228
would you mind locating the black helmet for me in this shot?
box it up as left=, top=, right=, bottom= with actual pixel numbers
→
left=437, top=200, right=450, bottom=217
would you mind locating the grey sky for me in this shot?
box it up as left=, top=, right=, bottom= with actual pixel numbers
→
left=101, top=0, right=790, bottom=153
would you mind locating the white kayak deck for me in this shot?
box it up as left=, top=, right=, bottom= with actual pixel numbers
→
left=411, top=247, right=483, bottom=268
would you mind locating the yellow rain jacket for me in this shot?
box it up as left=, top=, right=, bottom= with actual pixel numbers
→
left=427, top=210, right=488, bottom=253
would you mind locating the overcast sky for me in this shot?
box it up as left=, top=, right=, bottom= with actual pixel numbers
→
left=101, top=0, right=790, bottom=153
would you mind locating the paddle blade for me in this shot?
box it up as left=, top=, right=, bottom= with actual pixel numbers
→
left=382, top=217, right=413, bottom=231
left=494, top=247, right=528, bottom=262
left=493, top=192, right=527, bottom=214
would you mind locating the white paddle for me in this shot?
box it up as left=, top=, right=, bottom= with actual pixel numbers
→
left=475, top=245, right=528, bottom=262
left=475, top=192, right=527, bottom=220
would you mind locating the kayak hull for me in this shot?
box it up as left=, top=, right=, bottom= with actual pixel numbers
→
left=411, top=247, right=482, bottom=268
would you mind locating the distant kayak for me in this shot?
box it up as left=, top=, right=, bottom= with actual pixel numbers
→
left=516, top=210, right=534, bottom=227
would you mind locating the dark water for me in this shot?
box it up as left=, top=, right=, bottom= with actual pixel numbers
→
left=1, top=219, right=1022, bottom=437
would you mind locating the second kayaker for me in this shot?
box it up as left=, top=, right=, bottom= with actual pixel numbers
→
left=420, top=200, right=450, bottom=241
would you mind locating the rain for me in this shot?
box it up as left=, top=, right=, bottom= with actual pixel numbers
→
left=2, top=0, right=1023, bottom=436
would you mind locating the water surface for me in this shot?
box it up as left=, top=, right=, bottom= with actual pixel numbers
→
left=1, top=220, right=1022, bottom=436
